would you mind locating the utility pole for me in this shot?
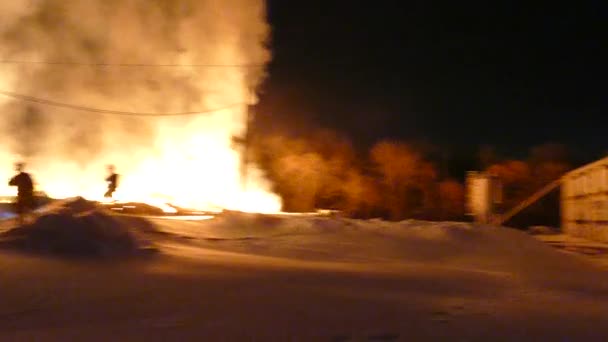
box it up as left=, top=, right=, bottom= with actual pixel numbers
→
left=232, top=90, right=256, bottom=191
left=241, top=102, right=254, bottom=190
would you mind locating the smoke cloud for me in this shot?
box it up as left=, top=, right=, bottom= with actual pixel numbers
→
left=0, top=0, right=279, bottom=211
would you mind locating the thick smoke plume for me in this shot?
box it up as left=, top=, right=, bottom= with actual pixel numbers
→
left=0, top=0, right=279, bottom=211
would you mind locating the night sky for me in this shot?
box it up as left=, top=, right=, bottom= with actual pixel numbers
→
left=258, top=1, right=606, bottom=165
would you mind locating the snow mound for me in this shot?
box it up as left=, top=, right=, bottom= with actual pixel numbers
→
left=0, top=197, right=157, bottom=258
left=160, top=211, right=599, bottom=285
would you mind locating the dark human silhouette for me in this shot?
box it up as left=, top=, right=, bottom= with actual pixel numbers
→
left=8, top=162, right=35, bottom=224
left=104, top=165, right=119, bottom=199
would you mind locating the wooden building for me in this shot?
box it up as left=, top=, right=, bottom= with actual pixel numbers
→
left=561, top=156, right=608, bottom=242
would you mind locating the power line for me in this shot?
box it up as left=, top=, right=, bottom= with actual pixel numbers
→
left=0, top=60, right=265, bottom=68
left=0, top=90, right=244, bottom=117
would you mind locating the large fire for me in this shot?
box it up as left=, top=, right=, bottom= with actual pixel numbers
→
left=0, top=103, right=282, bottom=214
left=0, top=0, right=281, bottom=214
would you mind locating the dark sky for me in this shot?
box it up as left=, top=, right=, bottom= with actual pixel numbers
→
left=257, top=1, right=606, bottom=164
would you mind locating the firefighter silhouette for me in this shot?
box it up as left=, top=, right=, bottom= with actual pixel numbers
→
left=8, top=162, right=35, bottom=224
left=104, top=164, right=119, bottom=199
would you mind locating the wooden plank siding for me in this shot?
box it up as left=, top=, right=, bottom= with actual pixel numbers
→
left=561, top=156, right=608, bottom=242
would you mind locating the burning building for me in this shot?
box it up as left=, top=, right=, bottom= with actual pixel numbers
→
left=0, top=0, right=280, bottom=213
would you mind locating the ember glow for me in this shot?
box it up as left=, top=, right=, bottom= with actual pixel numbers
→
left=0, top=0, right=281, bottom=213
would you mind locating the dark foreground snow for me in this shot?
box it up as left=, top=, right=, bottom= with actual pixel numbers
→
left=1, top=199, right=608, bottom=340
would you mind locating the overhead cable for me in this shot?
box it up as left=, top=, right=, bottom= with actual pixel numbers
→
left=0, top=90, right=243, bottom=117
left=0, top=60, right=264, bottom=68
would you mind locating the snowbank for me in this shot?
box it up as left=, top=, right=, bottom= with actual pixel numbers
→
left=0, top=197, right=157, bottom=258
left=149, top=211, right=608, bottom=292
left=2, top=207, right=608, bottom=340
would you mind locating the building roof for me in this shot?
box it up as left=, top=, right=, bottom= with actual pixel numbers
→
left=564, top=156, right=608, bottom=179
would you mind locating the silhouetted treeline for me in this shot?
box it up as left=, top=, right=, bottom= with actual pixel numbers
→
left=251, top=130, right=578, bottom=224
left=251, top=131, right=465, bottom=220
left=484, top=143, right=573, bottom=228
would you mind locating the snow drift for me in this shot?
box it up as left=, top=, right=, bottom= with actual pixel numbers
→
left=0, top=197, right=157, bottom=257
left=152, top=211, right=608, bottom=291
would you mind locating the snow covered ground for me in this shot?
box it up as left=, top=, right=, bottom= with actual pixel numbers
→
left=1, top=198, right=608, bottom=340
